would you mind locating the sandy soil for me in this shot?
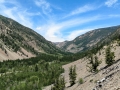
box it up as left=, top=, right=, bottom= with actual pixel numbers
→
left=0, top=47, right=35, bottom=61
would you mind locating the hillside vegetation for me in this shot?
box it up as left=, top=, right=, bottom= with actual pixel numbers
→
left=0, top=54, right=64, bottom=90
left=0, top=15, right=64, bottom=61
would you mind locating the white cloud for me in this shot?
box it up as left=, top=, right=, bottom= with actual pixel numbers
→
left=24, top=10, right=41, bottom=16
left=37, top=15, right=101, bottom=42
left=60, top=15, right=100, bottom=28
left=36, top=26, right=42, bottom=30
left=64, top=5, right=96, bottom=18
left=36, top=23, right=64, bottom=42
left=45, top=13, right=120, bottom=42
left=35, top=0, right=50, bottom=8
left=3, top=7, right=17, bottom=20
left=71, top=5, right=94, bottom=16
left=105, top=0, right=118, bottom=7
left=67, top=29, right=91, bottom=40
left=35, top=0, right=52, bottom=16
left=45, top=25, right=64, bottom=42
left=0, top=0, right=40, bottom=29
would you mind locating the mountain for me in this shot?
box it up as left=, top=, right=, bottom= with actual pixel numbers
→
left=56, top=26, right=120, bottom=53
left=54, top=41, right=68, bottom=49
left=0, top=15, right=63, bottom=61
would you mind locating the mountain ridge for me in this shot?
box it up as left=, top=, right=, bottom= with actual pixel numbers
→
left=55, top=25, right=120, bottom=53
left=0, top=15, right=63, bottom=61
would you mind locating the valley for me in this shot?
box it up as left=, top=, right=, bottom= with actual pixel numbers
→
left=0, top=15, right=120, bottom=90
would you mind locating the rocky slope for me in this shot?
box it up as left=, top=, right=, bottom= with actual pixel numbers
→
left=56, top=26, right=120, bottom=53
left=0, top=15, right=62, bottom=61
left=54, top=41, right=68, bottom=48
left=44, top=40, right=120, bottom=90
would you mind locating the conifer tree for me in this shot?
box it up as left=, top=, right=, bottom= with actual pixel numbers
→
left=93, top=56, right=100, bottom=72
left=69, top=65, right=77, bottom=86
left=105, top=46, right=115, bottom=66
left=35, top=65, right=38, bottom=72
left=87, top=55, right=100, bottom=73
left=51, top=77, right=65, bottom=90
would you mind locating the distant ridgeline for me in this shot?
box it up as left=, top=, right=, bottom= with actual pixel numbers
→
left=56, top=25, right=120, bottom=53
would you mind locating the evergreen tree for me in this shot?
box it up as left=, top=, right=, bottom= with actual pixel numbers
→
left=69, top=66, right=73, bottom=86
left=60, top=77, right=65, bottom=89
left=72, top=66, right=77, bottom=84
left=35, top=65, right=38, bottom=72
left=87, top=55, right=100, bottom=73
left=105, top=46, right=115, bottom=66
left=69, top=65, right=77, bottom=86
left=93, top=56, right=100, bottom=72
left=51, top=77, right=65, bottom=90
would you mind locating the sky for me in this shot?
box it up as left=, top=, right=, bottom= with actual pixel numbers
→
left=0, top=0, right=120, bottom=42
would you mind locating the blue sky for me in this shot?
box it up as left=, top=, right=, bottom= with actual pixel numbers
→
left=0, top=0, right=120, bottom=42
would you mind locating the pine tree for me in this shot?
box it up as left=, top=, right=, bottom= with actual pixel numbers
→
left=87, top=55, right=100, bottom=73
left=35, top=65, right=38, bottom=72
left=69, top=65, right=77, bottom=86
left=72, top=66, right=77, bottom=84
left=69, top=66, right=73, bottom=86
left=105, top=46, right=115, bottom=66
left=51, top=77, right=65, bottom=90
left=60, top=77, right=65, bottom=89
left=93, top=56, right=99, bottom=72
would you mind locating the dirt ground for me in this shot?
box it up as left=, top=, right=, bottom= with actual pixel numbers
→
left=0, top=47, right=35, bottom=61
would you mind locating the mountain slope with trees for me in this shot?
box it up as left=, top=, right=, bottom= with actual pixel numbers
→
left=0, top=15, right=64, bottom=61
left=56, top=26, right=120, bottom=53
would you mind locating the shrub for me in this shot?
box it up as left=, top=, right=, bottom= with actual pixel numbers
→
left=90, top=79, right=93, bottom=82
left=79, top=78, right=83, bottom=84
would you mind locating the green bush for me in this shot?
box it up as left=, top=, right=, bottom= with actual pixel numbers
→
left=79, top=78, right=83, bottom=84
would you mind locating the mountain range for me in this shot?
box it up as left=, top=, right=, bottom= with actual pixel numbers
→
left=0, top=15, right=120, bottom=90
left=1, top=15, right=120, bottom=60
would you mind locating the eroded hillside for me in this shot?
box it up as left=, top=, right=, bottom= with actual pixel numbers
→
left=0, top=15, right=63, bottom=61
